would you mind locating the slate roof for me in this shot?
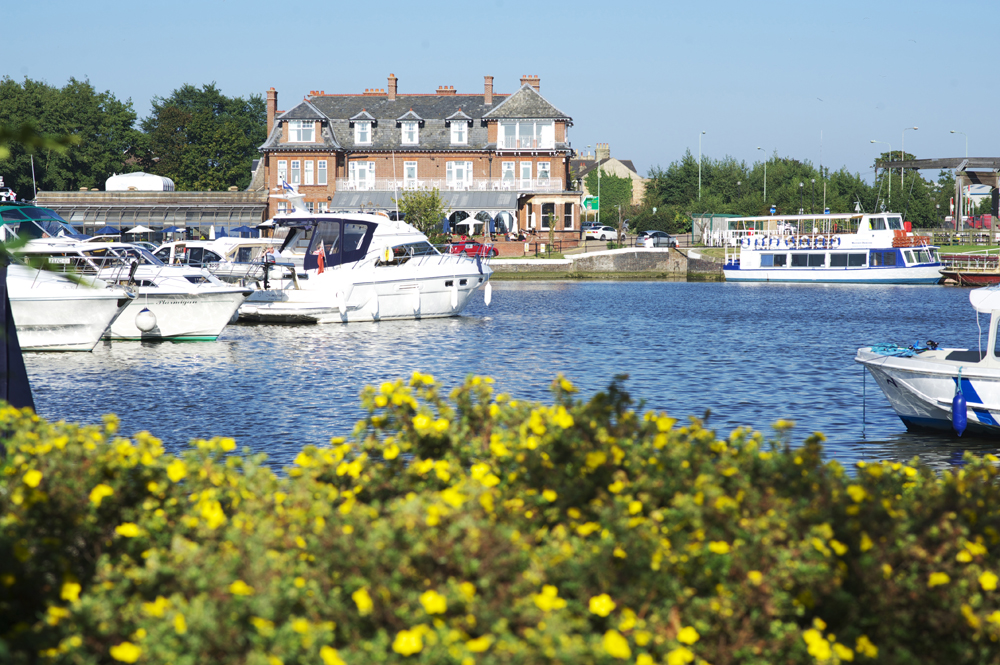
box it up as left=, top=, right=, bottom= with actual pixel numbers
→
left=482, top=84, right=572, bottom=122
left=396, top=109, right=423, bottom=124
left=281, top=99, right=325, bottom=120
left=572, top=158, right=640, bottom=180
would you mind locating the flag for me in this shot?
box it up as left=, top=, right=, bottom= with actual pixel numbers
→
left=313, top=240, right=325, bottom=274
left=281, top=179, right=295, bottom=192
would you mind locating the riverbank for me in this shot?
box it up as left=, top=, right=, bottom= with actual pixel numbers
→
left=488, top=247, right=725, bottom=281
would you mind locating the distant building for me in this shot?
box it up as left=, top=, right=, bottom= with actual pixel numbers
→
left=255, top=75, right=582, bottom=236
left=571, top=143, right=646, bottom=206
left=106, top=172, right=175, bottom=192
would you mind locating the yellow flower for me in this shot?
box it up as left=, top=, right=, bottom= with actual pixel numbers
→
left=61, top=581, right=81, bottom=603
left=677, top=626, right=700, bottom=644
left=589, top=594, right=616, bottom=617
left=142, top=596, right=170, bottom=618
left=459, top=582, right=476, bottom=601
left=319, top=646, right=345, bottom=665
left=928, top=572, right=950, bottom=587
left=251, top=617, right=275, bottom=636
left=292, top=618, right=310, bottom=633
left=553, top=406, right=574, bottom=429
left=802, top=629, right=831, bottom=660
left=855, top=635, right=878, bottom=658
left=608, top=480, right=625, bottom=494
left=542, top=489, right=558, bottom=502
left=466, top=635, right=493, bottom=652
left=666, top=646, right=694, bottom=665
left=956, top=550, right=973, bottom=563
left=174, top=613, right=187, bottom=635
left=636, top=655, right=654, bottom=665
left=22, top=469, right=42, bottom=488
left=602, top=630, right=631, bottom=659
left=384, top=443, right=400, bottom=460
left=859, top=532, right=873, bottom=552
left=981, top=571, right=999, bottom=591
left=352, top=587, right=373, bottom=615
left=845, top=484, right=867, bottom=503
left=420, top=590, right=447, bottom=614
left=708, top=541, right=730, bottom=554
left=628, top=501, right=643, bottom=515
left=833, top=643, right=854, bottom=661
left=392, top=628, right=424, bottom=656
left=747, top=571, right=763, bottom=586
left=109, top=642, right=142, bottom=663
left=115, top=523, right=142, bottom=538
left=229, top=580, right=255, bottom=596
left=532, top=585, right=567, bottom=612
left=166, top=459, right=187, bottom=482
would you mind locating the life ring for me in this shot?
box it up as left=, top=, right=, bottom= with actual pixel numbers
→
left=835, top=237, right=841, bottom=247
left=742, top=237, right=750, bottom=248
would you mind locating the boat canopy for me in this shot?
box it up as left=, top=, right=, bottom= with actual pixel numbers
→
left=289, top=218, right=377, bottom=271
left=970, top=286, right=1000, bottom=313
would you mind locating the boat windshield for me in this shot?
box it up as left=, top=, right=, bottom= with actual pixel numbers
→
left=887, top=216, right=903, bottom=230
left=397, top=241, right=439, bottom=257
left=82, top=246, right=164, bottom=266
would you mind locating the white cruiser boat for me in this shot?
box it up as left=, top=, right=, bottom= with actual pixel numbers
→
left=857, top=286, right=1000, bottom=435
left=14, top=240, right=249, bottom=341
left=239, top=193, right=492, bottom=324
left=8, top=263, right=134, bottom=351
left=723, top=212, right=942, bottom=283
left=153, top=237, right=285, bottom=283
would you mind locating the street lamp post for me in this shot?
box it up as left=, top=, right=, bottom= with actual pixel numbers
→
left=799, top=182, right=804, bottom=214
left=698, top=131, right=706, bottom=200
left=811, top=178, right=815, bottom=214
left=870, top=140, right=891, bottom=209
left=737, top=180, right=741, bottom=199
left=597, top=166, right=601, bottom=227
left=950, top=130, right=968, bottom=158
left=901, top=126, right=917, bottom=193
left=756, top=147, right=767, bottom=202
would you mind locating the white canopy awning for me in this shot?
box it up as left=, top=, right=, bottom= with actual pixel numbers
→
left=125, top=225, right=154, bottom=234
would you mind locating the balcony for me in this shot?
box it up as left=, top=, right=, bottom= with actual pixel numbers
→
left=334, top=177, right=564, bottom=193
left=498, top=137, right=555, bottom=151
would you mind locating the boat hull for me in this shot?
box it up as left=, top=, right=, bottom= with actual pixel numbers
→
left=12, top=292, right=128, bottom=351
left=856, top=348, right=1000, bottom=435
left=725, top=265, right=943, bottom=284
left=940, top=271, right=1000, bottom=287
left=107, top=290, right=247, bottom=340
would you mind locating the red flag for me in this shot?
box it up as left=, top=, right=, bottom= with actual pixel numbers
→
left=314, top=240, right=325, bottom=274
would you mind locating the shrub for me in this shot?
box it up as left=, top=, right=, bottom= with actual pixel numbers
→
left=2, top=375, right=1000, bottom=664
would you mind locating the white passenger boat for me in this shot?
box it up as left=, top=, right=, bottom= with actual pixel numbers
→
left=14, top=240, right=249, bottom=341
left=238, top=191, right=493, bottom=324
left=856, top=286, right=1000, bottom=435
left=722, top=212, right=943, bottom=284
left=153, top=237, right=285, bottom=283
left=8, top=263, right=134, bottom=351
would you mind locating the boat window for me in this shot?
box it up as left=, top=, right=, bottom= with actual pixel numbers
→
left=154, top=248, right=172, bottom=263
left=869, top=217, right=887, bottom=231
left=791, top=254, right=809, bottom=267
left=113, top=246, right=164, bottom=266
left=887, top=216, right=903, bottom=230
left=903, top=250, right=914, bottom=264
left=760, top=254, right=774, bottom=267
left=848, top=253, right=866, bottom=267
left=1, top=209, right=27, bottom=222
left=312, top=222, right=342, bottom=255
left=342, top=223, right=374, bottom=264
left=871, top=251, right=897, bottom=267
left=929, top=249, right=939, bottom=262
left=808, top=254, right=825, bottom=267
left=236, top=247, right=255, bottom=263
left=773, top=253, right=787, bottom=267
left=830, top=254, right=848, bottom=267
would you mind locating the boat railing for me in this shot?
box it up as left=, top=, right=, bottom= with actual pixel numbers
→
left=940, top=248, right=1000, bottom=272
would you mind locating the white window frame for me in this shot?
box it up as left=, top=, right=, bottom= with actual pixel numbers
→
left=290, top=160, right=301, bottom=185
left=277, top=201, right=289, bottom=214
left=277, top=160, right=288, bottom=183
left=304, top=160, right=314, bottom=186
left=401, top=121, right=418, bottom=145
left=354, top=121, right=371, bottom=145
left=501, top=161, right=515, bottom=183
left=305, top=201, right=315, bottom=213
left=538, top=161, right=551, bottom=182
left=403, top=161, right=418, bottom=188
left=349, top=161, right=376, bottom=190
left=519, top=161, right=532, bottom=189
left=288, top=119, right=314, bottom=142
left=317, top=160, right=327, bottom=185
left=446, top=161, right=473, bottom=190
left=450, top=122, right=467, bottom=145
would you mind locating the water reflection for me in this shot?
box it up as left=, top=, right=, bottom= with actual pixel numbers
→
left=24, top=280, right=1000, bottom=469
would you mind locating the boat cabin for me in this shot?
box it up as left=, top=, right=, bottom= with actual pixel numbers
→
left=279, top=217, right=378, bottom=271
left=0, top=204, right=87, bottom=241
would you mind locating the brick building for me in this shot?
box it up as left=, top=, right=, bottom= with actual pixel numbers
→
left=257, top=75, right=581, bottom=237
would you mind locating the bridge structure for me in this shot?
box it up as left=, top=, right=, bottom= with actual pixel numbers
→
left=876, top=157, right=1000, bottom=231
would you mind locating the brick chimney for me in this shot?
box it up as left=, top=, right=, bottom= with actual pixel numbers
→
left=596, top=143, right=610, bottom=161
left=266, top=87, right=278, bottom=135
left=388, top=73, right=397, bottom=101
left=363, top=88, right=385, bottom=96
left=484, top=75, right=493, bottom=105
left=520, top=75, right=540, bottom=92
left=436, top=85, right=456, bottom=96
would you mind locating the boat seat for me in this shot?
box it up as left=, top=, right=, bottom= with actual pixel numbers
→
left=945, top=350, right=987, bottom=362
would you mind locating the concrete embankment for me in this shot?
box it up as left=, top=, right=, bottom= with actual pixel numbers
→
left=489, top=248, right=725, bottom=281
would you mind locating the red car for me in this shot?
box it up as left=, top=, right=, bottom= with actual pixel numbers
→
left=449, top=240, right=499, bottom=258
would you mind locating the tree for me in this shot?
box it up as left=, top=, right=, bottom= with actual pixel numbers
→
left=393, top=189, right=449, bottom=236
left=584, top=168, right=632, bottom=225
left=139, top=83, right=266, bottom=191
left=0, top=76, right=139, bottom=194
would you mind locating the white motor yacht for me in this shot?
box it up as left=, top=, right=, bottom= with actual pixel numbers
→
left=238, top=191, right=492, bottom=324
left=153, top=237, right=286, bottom=283
left=857, top=285, right=1000, bottom=435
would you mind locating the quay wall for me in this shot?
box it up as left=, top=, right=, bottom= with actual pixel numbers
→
left=490, top=248, right=723, bottom=280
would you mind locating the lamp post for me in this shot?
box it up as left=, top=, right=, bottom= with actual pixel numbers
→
left=756, top=147, right=767, bottom=202
left=698, top=131, right=706, bottom=199
left=799, top=182, right=804, bottom=214
left=737, top=180, right=741, bottom=199
left=870, top=140, right=891, bottom=209
left=950, top=130, right=968, bottom=158
left=901, top=126, right=917, bottom=193
left=597, top=165, right=601, bottom=227
left=810, top=178, right=815, bottom=214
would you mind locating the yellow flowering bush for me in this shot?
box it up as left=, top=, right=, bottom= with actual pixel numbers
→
left=3, top=375, right=1000, bottom=663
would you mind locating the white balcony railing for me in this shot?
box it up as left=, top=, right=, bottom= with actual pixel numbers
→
left=498, top=137, right=555, bottom=150
left=335, top=177, right=564, bottom=193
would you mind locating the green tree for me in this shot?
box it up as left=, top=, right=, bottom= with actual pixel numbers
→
left=139, top=83, right=266, bottom=191
left=393, top=188, right=449, bottom=236
left=584, top=168, right=632, bottom=226
left=0, top=76, right=138, bottom=194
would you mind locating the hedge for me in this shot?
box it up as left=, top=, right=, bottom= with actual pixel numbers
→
left=2, top=374, right=1000, bottom=664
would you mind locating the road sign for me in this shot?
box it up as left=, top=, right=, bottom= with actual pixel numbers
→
left=583, top=197, right=599, bottom=211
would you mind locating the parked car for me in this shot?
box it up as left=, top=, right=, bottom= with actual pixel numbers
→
left=639, top=230, right=677, bottom=248
left=585, top=225, right=618, bottom=241
left=449, top=240, right=499, bottom=258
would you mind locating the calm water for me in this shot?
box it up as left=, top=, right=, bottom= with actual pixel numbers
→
left=24, top=281, right=1000, bottom=469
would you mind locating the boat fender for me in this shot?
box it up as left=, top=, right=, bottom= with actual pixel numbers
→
left=135, top=307, right=157, bottom=333
left=335, top=290, right=347, bottom=316
left=382, top=246, right=393, bottom=263
left=953, top=368, right=968, bottom=436
left=450, top=280, right=458, bottom=309
left=484, top=281, right=492, bottom=306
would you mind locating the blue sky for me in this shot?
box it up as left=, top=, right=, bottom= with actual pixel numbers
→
left=6, top=0, right=993, bottom=182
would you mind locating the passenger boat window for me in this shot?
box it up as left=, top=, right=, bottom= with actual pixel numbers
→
left=871, top=251, right=897, bottom=267
left=808, top=254, right=825, bottom=267
left=773, top=254, right=787, bottom=267
left=791, top=254, right=808, bottom=267
left=187, top=247, right=204, bottom=265
left=236, top=247, right=254, bottom=263
left=869, top=217, right=887, bottom=231
left=903, top=250, right=914, bottom=264
left=830, top=254, right=848, bottom=267
left=761, top=254, right=774, bottom=267
left=154, top=248, right=172, bottom=263
left=848, top=253, right=866, bottom=267
left=914, top=249, right=930, bottom=263
left=887, top=216, right=903, bottom=230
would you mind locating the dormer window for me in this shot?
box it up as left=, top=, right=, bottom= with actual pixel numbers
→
left=355, top=121, right=372, bottom=145
left=289, top=120, right=314, bottom=142
left=451, top=122, right=467, bottom=145
left=401, top=121, right=419, bottom=145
